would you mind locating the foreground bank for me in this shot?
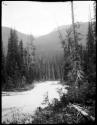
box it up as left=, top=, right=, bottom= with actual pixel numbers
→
left=2, top=81, right=69, bottom=124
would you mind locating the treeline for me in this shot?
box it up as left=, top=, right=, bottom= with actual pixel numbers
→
left=1, top=2, right=96, bottom=94
left=1, top=29, right=36, bottom=89
left=1, top=29, right=64, bottom=90
left=1, top=19, right=96, bottom=92
left=35, top=55, right=64, bottom=81
left=62, top=3, right=96, bottom=105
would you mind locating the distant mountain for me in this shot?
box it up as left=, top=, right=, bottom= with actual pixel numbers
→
left=2, top=26, right=34, bottom=55
left=33, top=22, right=88, bottom=58
left=2, top=22, right=88, bottom=58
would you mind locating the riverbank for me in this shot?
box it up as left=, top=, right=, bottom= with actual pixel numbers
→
left=2, top=81, right=68, bottom=124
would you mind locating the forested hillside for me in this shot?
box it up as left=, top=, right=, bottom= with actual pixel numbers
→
left=2, top=26, right=34, bottom=55
left=2, top=22, right=88, bottom=58
left=2, top=1, right=96, bottom=124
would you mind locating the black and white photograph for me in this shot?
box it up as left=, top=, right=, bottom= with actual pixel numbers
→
left=1, top=1, right=96, bottom=124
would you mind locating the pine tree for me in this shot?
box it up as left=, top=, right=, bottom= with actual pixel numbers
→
left=6, top=29, right=20, bottom=87
left=87, top=22, right=94, bottom=58
left=18, top=40, right=24, bottom=77
left=86, top=21, right=96, bottom=88
left=82, top=6, right=96, bottom=102
left=62, top=22, right=85, bottom=87
left=23, top=37, right=36, bottom=83
left=1, top=40, right=7, bottom=89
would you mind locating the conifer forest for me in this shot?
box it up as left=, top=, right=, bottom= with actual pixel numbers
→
left=2, top=1, right=96, bottom=124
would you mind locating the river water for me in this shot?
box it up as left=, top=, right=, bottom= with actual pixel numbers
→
left=2, top=81, right=69, bottom=123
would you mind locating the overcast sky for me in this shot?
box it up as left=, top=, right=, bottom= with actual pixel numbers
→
left=2, top=1, right=94, bottom=37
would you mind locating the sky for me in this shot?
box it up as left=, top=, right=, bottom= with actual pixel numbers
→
left=2, top=1, right=94, bottom=37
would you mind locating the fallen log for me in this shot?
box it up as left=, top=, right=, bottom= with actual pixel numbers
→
left=68, top=103, right=95, bottom=121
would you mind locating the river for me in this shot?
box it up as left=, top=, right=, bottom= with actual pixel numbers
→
left=2, top=81, right=69, bottom=123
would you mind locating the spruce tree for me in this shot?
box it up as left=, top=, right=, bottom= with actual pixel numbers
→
left=86, top=22, right=96, bottom=98
left=6, top=29, right=20, bottom=87
left=18, top=40, right=24, bottom=77
left=1, top=40, right=6, bottom=89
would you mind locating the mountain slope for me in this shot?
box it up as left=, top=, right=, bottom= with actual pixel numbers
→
left=33, top=22, right=88, bottom=57
left=2, top=22, right=88, bottom=58
left=2, top=26, right=34, bottom=55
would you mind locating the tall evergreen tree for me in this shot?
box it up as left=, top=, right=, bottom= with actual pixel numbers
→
left=82, top=6, right=96, bottom=101
left=86, top=21, right=96, bottom=84
left=87, top=22, right=94, bottom=58
left=18, top=40, right=24, bottom=77
left=1, top=40, right=6, bottom=88
left=6, top=29, right=19, bottom=86
left=62, top=23, right=84, bottom=87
